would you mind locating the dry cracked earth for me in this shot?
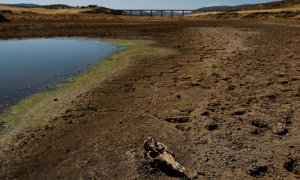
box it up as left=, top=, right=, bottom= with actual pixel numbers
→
left=0, top=20, right=299, bottom=179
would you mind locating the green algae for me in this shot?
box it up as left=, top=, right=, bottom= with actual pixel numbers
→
left=0, top=39, right=175, bottom=135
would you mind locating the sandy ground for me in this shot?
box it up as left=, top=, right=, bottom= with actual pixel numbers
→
left=0, top=19, right=299, bottom=179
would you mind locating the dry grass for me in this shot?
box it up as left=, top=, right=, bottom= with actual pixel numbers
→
left=0, top=4, right=181, bottom=21
left=1, top=3, right=300, bottom=21
left=189, top=5, right=300, bottom=19
left=0, top=4, right=91, bottom=14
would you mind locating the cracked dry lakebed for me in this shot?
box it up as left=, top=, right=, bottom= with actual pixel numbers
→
left=0, top=20, right=299, bottom=179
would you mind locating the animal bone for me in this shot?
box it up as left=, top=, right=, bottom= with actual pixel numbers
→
left=144, top=137, right=190, bottom=178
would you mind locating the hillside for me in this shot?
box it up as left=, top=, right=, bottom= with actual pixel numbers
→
left=10, top=3, right=40, bottom=8
left=82, top=7, right=123, bottom=15
left=192, top=0, right=300, bottom=20
left=197, top=4, right=254, bottom=12
left=197, top=0, right=300, bottom=12
left=247, top=0, right=300, bottom=10
left=10, top=3, right=72, bottom=9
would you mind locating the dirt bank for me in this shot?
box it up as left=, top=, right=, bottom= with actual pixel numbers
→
left=0, top=14, right=9, bottom=22
left=0, top=19, right=299, bottom=179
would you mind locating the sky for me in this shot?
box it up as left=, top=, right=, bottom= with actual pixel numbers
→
left=0, top=0, right=280, bottom=9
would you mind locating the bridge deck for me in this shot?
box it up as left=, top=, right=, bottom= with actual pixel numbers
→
left=117, top=9, right=200, bottom=17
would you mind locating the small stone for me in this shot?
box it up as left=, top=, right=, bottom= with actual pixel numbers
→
left=165, top=117, right=190, bottom=123
left=201, top=111, right=209, bottom=116
left=250, top=127, right=260, bottom=135
left=284, top=158, right=300, bottom=174
left=272, top=123, right=288, bottom=136
left=251, top=119, right=268, bottom=128
left=232, top=109, right=246, bottom=116
left=180, top=74, right=192, bottom=80
left=175, top=124, right=191, bottom=131
left=249, top=165, right=268, bottom=177
left=205, top=124, right=218, bottom=131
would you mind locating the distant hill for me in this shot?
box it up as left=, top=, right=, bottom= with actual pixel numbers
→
left=83, top=7, right=123, bottom=15
left=196, top=4, right=254, bottom=12
left=9, top=3, right=72, bottom=9
left=42, top=4, right=72, bottom=9
left=197, top=0, right=300, bottom=12
left=9, top=3, right=40, bottom=8
left=245, top=0, right=300, bottom=10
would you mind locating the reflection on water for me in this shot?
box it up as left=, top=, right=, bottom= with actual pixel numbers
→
left=0, top=38, right=121, bottom=112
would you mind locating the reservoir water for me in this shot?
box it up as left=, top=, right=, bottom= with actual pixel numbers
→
left=0, top=38, right=121, bottom=112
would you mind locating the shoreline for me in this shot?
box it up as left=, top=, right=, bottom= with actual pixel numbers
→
left=0, top=39, right=175, bottom=136
left=0, top=37, right=123, bottom=114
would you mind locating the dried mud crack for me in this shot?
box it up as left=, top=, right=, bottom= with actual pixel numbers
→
left=0, top=20, right=299, bottom=179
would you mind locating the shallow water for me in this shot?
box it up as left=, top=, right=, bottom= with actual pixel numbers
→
left=0, top=38, right=121, bottom=111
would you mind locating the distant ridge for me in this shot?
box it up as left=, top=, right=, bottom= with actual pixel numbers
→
left=197, top=0, right=300, bottom=12
left=9, top=3, right=72, bottom=9
left=196, top=4, right=254, bottom=12
left=247, top=0, right=300, bottom=9
left=9, top=3, right=40, bottom=8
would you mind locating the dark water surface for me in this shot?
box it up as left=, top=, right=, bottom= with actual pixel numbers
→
left=0, top=38, right=121, bottom=111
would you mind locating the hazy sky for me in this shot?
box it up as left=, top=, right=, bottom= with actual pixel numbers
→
left=0, top=0, right=279, bottom=9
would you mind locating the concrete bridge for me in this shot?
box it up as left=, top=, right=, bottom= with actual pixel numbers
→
left=118, top=9, right=199, bottom=17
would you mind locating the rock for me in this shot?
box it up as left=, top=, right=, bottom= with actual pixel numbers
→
left=175, top=124, right=191, bottom=131
left=249, top=165, right=268, bottom=177
left=251, top=119, right=268, bottom=128
left=232, top=109, right=246, bottom=116
left=176, top=94, right=181, bottom=99
left=272, top=123, right=288, bottom=136
left=205, top=123, right=218, bottom=131
left=0, top=14, right=9, bottom=23
left=201, top=111, right=209, bottom=116
left=144, top=137, right=195, bottom=179
left=180, top=74, right=192, bottom=80
left=165, top=116, right=190, bottom=123
left=284, top=158, right=300, bottom=174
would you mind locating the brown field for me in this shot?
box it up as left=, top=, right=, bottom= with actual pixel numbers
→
left=0, top=3, right=300, bottom=180
left=1, top=3, right=300, bottom=21
left=189, top=5, right=300, bottom=20
left=0, top=4, right=90, bottom=14
left=0, top=4, right=181, bottom=21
